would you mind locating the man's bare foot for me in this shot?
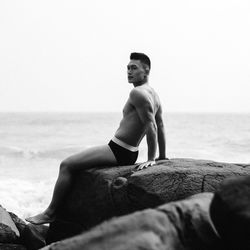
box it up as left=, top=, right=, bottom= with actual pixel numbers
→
left=25, top=212, right=55, bottom=225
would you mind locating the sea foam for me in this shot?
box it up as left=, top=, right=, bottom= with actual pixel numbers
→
left=0, top=178, right=55, bottom=219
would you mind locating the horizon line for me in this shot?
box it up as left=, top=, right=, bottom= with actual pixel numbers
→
left=0, top=110, right=250, bottom=114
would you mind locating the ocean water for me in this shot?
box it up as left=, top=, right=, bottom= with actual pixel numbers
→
left=1, top=112, right=250, bottom=219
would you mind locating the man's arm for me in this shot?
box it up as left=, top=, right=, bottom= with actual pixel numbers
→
left=155, top=104, right=167, bottom=160
left=130, top=89, right=157, bottom=169
left=145, top=113, right=157, bottom=162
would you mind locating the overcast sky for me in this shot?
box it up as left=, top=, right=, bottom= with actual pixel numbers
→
left=0, top=0, right=249, bottom=112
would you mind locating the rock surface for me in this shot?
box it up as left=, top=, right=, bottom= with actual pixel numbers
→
left=0, top=206, right=48, bottom=250
left=8, top=212, right=26, bottom=242
left=47, top=158, right=250, bottom=243
left=210, top=175, right=250, bottom=250
left=42, top=193, right=224, bottom=250
left=0, top=206, right=20, bottom=243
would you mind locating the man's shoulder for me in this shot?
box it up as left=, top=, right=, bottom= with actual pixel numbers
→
left=129, top=87, right=150, bottom=104
left=130, top=84, right=155, bottom=97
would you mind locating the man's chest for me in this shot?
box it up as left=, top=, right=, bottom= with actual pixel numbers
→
left=122, top=99, right=136, bottom=116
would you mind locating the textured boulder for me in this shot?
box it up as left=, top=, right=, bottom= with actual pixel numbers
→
left=42, top=193, right=224, bottom=250
left=210, top=175, right=250, bottom=250
left=47, top=158, right=250, bottom=243
left=0, top=205, right=20, bottom=243
left=8, top=212, right=26, bottom=242
left=0, top=207, right=48, bottom=250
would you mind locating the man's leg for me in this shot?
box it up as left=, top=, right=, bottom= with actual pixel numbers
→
left=26, top=144, right=117, bottom=224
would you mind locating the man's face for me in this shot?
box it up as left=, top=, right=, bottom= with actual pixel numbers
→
left=127, top=60, right=147, bottom=84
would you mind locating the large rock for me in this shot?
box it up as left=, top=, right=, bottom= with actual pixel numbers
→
left=210, top=175, right=250, bottom=250
left=47, top=158, right=250, bottom=243
left=0, top=205, right=20, bottom=243
left=2, top=208, right=48, bottom=250
left=8, top=212, right=26, bottom=242
left=42, top=193, right=224, bottom=250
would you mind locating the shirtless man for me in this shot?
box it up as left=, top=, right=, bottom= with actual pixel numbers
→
left=26, top=52, right=167, bottom=225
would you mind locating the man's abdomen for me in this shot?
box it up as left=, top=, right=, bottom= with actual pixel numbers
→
left=114, top=117, right=145, bottom=147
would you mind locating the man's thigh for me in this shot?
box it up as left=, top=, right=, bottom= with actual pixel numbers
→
left=63, top=144, right=117, bottom=171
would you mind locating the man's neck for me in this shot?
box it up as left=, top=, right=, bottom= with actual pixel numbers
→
left=133, top=79, right=148, bottom=87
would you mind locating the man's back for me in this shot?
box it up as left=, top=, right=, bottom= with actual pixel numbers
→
left=115, top=83, right=161, bottom=147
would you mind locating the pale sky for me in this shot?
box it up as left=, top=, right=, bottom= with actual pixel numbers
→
left=0, top=0, right=249, bottom=112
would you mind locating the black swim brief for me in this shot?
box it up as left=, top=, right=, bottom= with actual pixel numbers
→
left=108, top=140, right=138, bottom=165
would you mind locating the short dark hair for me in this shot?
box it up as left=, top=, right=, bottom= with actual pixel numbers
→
left=130, top=52, right=151, bottom=71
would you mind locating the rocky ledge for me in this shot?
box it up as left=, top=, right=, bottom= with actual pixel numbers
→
left=41, top=173, right=250, bottom=250
left=46, top=158, right=250, bottom=243
left=1, top=158, right=250, bottom=250
left=43, top=192, right=221, bottom=250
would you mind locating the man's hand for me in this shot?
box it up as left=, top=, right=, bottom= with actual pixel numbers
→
left=136, top=160, right=156, bottom=171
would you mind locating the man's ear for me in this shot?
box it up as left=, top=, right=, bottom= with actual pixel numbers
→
left=144, top=66, right=150, bottom=75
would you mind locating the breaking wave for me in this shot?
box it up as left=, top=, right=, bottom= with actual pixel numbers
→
left=0, top=145, right=91, bottom=160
